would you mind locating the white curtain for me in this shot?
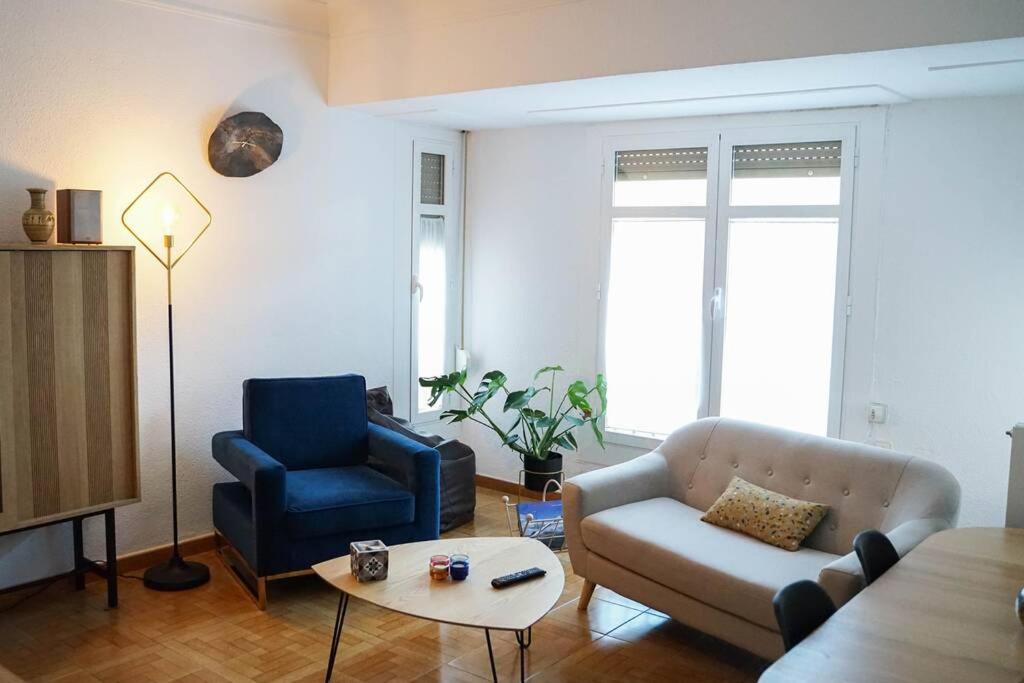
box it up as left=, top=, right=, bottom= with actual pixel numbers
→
left=416, top=216, right=447, bottom=412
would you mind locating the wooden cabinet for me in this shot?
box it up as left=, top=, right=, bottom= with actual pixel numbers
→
left=0, top=245, right=139, bottom=532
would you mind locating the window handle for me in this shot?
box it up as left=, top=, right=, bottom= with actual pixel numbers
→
left=709, top=287, right=723, bottom=321
left=411, top=275, right=424, bottom=302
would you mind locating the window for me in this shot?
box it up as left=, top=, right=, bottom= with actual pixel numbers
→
left=603, top=141, right=712, bottom=438
left=411, top=142, right=458, bottom=420
left=601, top=127, right=853, bottom=442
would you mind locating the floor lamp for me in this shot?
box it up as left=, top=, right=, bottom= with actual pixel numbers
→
left=122, top=172, right=212, bottom=591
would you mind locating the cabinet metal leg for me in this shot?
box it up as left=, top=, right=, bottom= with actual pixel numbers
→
left=104, top=509, right=118, bottom=608
left=1, top=508, right=117, bottom=609
left=72, top=518, right=86, bottom=591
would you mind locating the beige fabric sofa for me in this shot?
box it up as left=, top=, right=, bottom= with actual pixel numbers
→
left=564, top=417, right=960, bottom=659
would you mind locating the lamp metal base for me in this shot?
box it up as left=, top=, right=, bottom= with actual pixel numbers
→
left=143, top=555, right=210, bottom=591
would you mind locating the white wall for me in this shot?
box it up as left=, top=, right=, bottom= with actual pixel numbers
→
left=463, top=96, right=1024, bottom=527
left=0, top=0, right=448, bottom=588
left=868, top=98, right=1024, bottom=526
left=461, top=125, right=601, bottom=482
left=328, top=0, right=1024, bottom=105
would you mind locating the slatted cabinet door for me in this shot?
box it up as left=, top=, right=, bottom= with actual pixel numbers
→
left=0, top=250, right=18, bottom=530
left=0, top=245, right=139, bottom=532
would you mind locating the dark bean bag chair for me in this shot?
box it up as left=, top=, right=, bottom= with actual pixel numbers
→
left=367, top=387, right=476, bottom=532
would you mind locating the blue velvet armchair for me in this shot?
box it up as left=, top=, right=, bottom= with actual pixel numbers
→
left=212, top=375, right=440, bottom=608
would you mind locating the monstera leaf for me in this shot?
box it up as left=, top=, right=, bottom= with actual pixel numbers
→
left=419, top=364, right=607, bottom=461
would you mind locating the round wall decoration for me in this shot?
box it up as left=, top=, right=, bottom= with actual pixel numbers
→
left=208, top=111, right=283, bottom=178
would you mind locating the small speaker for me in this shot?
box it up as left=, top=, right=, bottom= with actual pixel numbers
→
left=56, top=189, right=102, bottom=244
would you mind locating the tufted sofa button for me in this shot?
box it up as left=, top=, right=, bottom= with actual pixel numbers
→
left=688, top=483, right=694, bottom=489
left=883, top=501, right=890, bottom=508
left=699, top=453, right=706, bottom=460
left=804, top=477, right=811, bottom=485
left=830, top=523, right=837, bottom=530
left=843, top=488, right=850, bottom=496
left=732, top=462, right=739, bottom=469
left=767, top=468, right=774, bottom=476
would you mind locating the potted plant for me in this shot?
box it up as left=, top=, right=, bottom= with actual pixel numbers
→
left=419, top=366, right=606, bottom=491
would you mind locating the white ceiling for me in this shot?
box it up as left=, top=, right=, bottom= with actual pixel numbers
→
left=119, top=0, right=328, bottom=37
left=348, top=38, right=1024, bottom=130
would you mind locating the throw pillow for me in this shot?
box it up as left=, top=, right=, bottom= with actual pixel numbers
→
left=367, top=407, right=444, bottom=448
left=701, top=476, right=829, bottom=551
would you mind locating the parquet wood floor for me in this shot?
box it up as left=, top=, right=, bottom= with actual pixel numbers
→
left=0, top=488, right=767, bottom=682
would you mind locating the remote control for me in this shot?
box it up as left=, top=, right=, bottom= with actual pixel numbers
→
left=491, top=567, right=547, bottom=589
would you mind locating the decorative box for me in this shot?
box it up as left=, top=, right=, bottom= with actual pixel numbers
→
left=350, top=540, right=389, bottom=582
left=56, top=189, right=102, bottom=244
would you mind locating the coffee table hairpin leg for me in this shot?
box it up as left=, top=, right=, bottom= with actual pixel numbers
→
left=324, top=592, right=349, bottom=683
left=326, top=593, right=532, bottom=683
left=484, top=626, right=532, bottom=683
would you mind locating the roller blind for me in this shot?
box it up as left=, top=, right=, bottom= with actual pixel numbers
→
left=615, top=147, right=708, bottom=181
left=420, top=152, right=445, bottom=204
left=732, top=141, right=841, bottom=178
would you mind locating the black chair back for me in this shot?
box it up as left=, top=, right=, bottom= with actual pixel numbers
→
left=854, top=529, right=900, bottom=585
left=773, top=580, right=837, bottom=652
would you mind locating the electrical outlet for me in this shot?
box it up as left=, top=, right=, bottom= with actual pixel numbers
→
left=868, top=402, right=888, bottom=424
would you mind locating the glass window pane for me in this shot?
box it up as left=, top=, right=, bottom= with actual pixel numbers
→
left=416, top=215, right=447, bottom=412
left=605, top=218, right=705, bottom=437
left=420, top=153, right=445, bottom=205
left=614, top=147, right=707, bottom=207
left=719, top=219, right=839, bottom=435
left=730, top=141, right=841, bottom=206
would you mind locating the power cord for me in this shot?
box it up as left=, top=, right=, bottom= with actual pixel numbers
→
left=0, top=563, right=148, bottom=614
left=0, top=576, right=62, bottom=613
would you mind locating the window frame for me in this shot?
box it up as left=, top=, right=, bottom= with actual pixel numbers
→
left=598, top=124, right=856, bottom=448
left=597, top=131, right=721, bottom=445
left=410, top=138, right=460, bottom=424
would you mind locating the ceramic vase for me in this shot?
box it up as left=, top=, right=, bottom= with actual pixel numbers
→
left=22, top=188, right=55, bottom=243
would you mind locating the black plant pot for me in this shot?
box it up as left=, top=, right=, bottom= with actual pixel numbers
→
left=523, top=452, right=563, bottom=492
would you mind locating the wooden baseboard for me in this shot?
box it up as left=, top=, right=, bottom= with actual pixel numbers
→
left=113, top=532, right=218, bottom=576
left=475, top=474, right=561, bottom=500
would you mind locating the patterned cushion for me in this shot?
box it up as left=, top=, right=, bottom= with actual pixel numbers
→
left=701, top=476, right=829, bottom=551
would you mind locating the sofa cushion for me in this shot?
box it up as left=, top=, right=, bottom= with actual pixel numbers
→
left=580, top=497, right=838, bottom=631
left=244, top=375, right=369, bottom=470
left=286, top=466, right=415, bottom=539
left=701, top=476, right=829, bottom=551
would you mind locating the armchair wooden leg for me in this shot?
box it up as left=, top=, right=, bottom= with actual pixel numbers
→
left=256, top=577, right=267, bottom=610
left=578, top=580, right=596, bottom=611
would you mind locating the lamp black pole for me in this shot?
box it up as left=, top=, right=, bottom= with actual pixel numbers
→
left=143, top=236, right=210, bottom=591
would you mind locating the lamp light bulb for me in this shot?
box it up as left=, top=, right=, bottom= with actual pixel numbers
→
left=161, top=205, right=179, bottom=235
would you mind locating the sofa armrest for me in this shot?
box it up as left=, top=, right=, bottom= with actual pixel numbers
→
left=368, top=422, right=440, bottom=538
left=563, top=451, right=671, bottom=577
left=564, top=451, right=672, bottom=521
left=212, top=430, right=286, bottom=517
left=818, top=517, right=952, bottom=607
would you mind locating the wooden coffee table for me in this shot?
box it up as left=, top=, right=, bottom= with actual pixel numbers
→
left=313, top=536, right=565, bottom=682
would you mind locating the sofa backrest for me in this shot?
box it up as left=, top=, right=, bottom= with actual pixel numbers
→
left=243, top=375, right=369, bottom=470
left=658, top=418, right=960, bottom=556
